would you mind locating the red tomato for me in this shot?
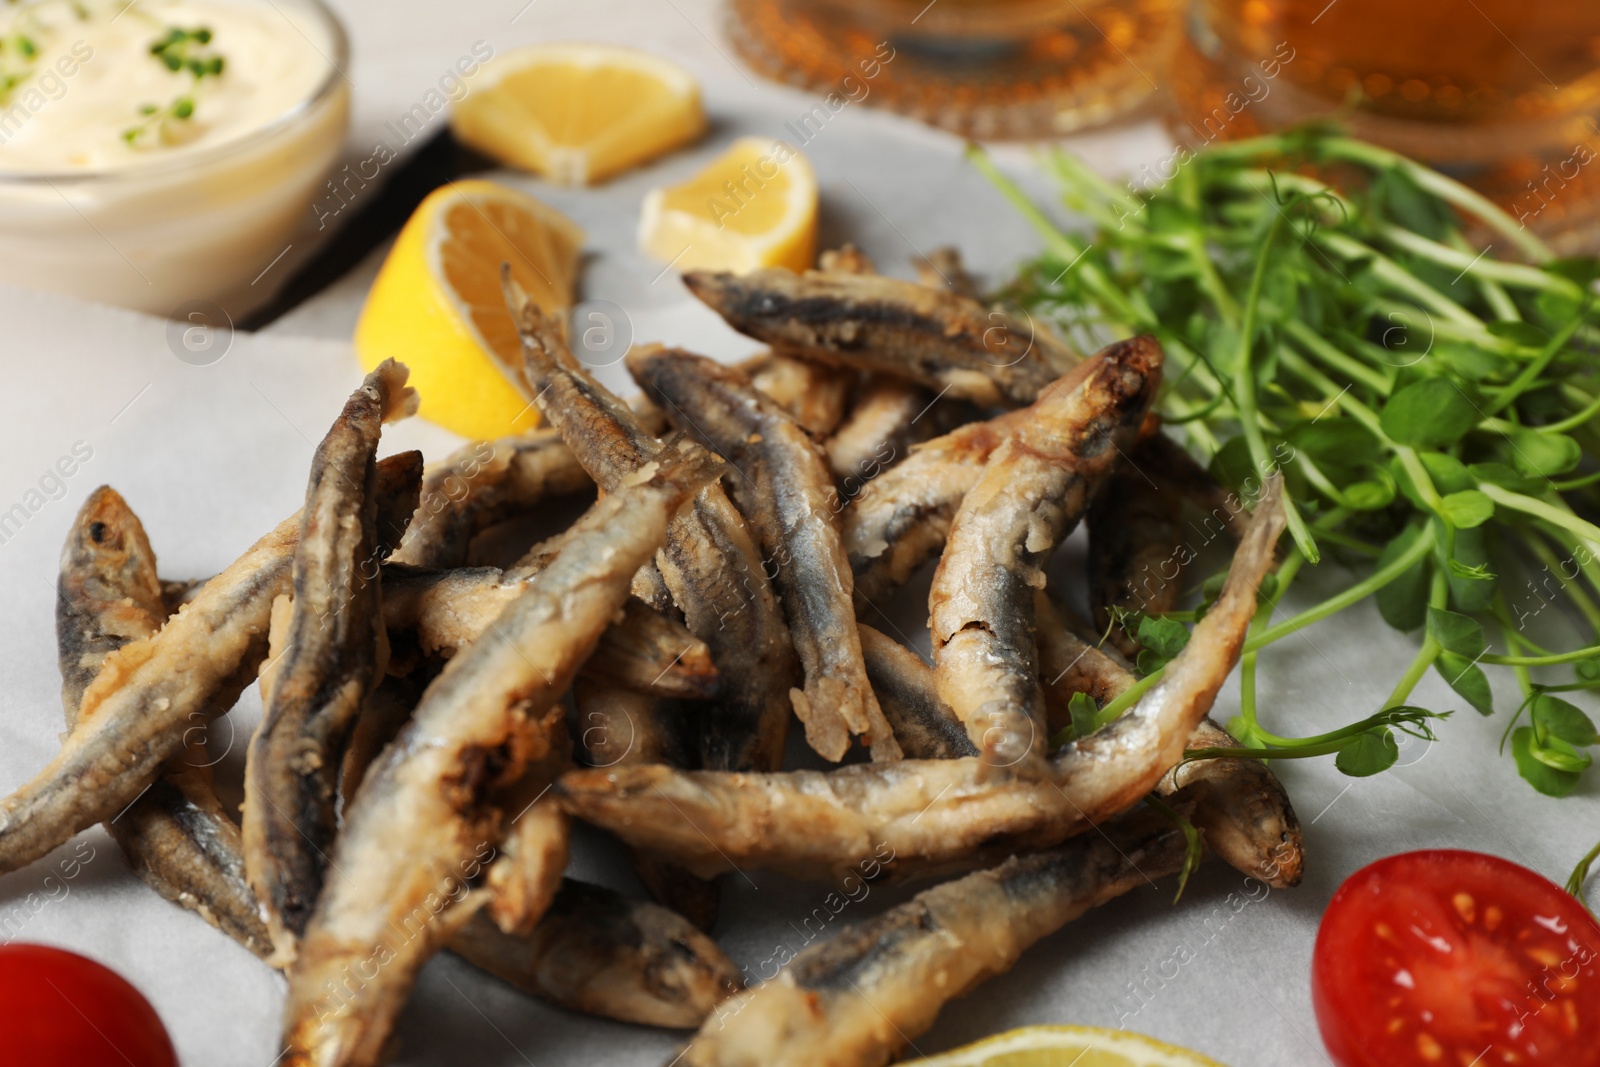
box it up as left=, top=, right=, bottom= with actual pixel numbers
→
left=0, top=943, right=177, bottom=1067
left=1313, top=850, right=1600, bottom=1067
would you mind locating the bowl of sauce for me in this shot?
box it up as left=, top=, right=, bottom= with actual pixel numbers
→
left=0, top=0, right=348, bottom=316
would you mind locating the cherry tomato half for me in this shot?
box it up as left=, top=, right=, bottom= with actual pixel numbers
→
left=1313, top=850, right=1600, bottom=1067
left=0, top=943, right=177, bottom=1067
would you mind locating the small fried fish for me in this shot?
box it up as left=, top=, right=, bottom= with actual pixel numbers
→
left=684, top=267, right=1071, bottom=407
left=281, top=439, right=719, bottom=1067
left=930, top=338, right=1162, bottom=775
left=244, top=361, right=417, bottom=957
left=629, top=345, right=900, bottom=763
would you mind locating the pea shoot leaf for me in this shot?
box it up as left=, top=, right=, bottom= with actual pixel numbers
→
left=1436, top=652, right=1494, bottom=716
left=1427, top=607, right=1486, bottom=658
left=1509, top=430, right=1582, bottom=478
left=1380, top=379, right=1481, bottom=448
left=1532, top=693, right=1598, bottom=747
left=1445, top=526, right=1498, bottom=613
left=1469, top=461, right=1542, bottom=494
left=1528, top=735, right=1592, bottom=774
left=1375, top=528, right=1430, bottom=632
left=1439, top=490, right=1494, bottom=529
left=1335, top=729, right=1399, bottom=777
left=1512, top=727, right=1582, bottom=797
left=1343, top=476, right=1396, bottom=511
left=1067, top=692, right=1100, bottom=742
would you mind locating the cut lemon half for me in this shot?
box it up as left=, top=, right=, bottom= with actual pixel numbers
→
left=354, top=179, right=583, bottom=441
left=903, top=1026, right=1228, bottom=1067
left=638, top=136, right=817, bottom=275
left=451, top=43, right=705, bottom=185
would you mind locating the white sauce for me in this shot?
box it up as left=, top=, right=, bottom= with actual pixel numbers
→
left=0, top=0, right=334, bottom=173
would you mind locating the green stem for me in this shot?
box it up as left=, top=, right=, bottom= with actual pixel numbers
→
left=1314, top=231, right=1482, bottom=329
left=1480, top=646, right=1600, bottom=667
left=1187, top=706, right=1444, bottom=758
left=1541, top=389, right=1600, bottom=435
left=1446, top=230, right=1521, bottom=320
left=1282, top=319, right=1391, bottom=395
left=1385, top=566, right=1450, bottom=709
left=1244, top=524, right=1432, bottom=652
left=1479, top=483, right=1600, bottom=549
left=1519, top=528, right=1600, bottom=638
left=1484, top=303, right=1593, bottom=418
left=1567, top=838, right=1600, bottom=909
left=1317, top=136, right=1554, bottom=262
left=1236, top=211, right=1319, bottom=562
left=1377, top=224, right=1581, bottom=298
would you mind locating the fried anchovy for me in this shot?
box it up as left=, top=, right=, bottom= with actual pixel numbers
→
left=630, top=345, right=900, bottom=763
left=282, top=440, right=718, bottom=1067
left=826, top=376, right=945, bottom=493
left=0, top=448, right=421, bottom=878
left=558, top=477, right=1284, bottom=882
left=858, top=625, right=976, bottom=761
left=1031, top=591, right=1304, bottom=888
left=811, top=248, right=971, bottom=490
left=383, top=566, right=719, bottom=701
left=745, top=352, right=856, bottom=439
left=931, top=338, right=1162, bottom=775
left=844, top=406, right=1029, bottom=605
left=56, top=487, right=274, bottom=959
left=911, top=245, right=981, bottom=299
left=683, top=268, right=1071, bottom=407
left=512, top=295, right=796, bottom=774
left=244, top=362, right=418, bottom=955
left=1088, top=439, right=1189, bottom=658
left=677, top=807, right=1186, bottom=1067
left=452, top=878, right=742, bottom=1029
left=506, top=297, right=780, bottom=925
left=573, top=678, right=721, bottom=932
left=390, top=428, right=591, bottom=570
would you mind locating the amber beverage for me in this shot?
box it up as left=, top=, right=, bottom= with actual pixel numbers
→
left=728, top=0, right=1184, bottom=138
left=1174, top=0, right=1600, bottom=243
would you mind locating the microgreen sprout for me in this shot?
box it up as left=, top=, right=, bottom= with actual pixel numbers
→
left=974, top=127, right=1600, bottom=796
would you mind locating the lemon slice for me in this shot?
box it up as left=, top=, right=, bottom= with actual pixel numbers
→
left=903, top=1026, right=1228, bottom=1067
left=354, top=179, right=583, bottom=440
left=451, top=43, right=705, bottom=185
left=638, top=136, right=817, bottom=274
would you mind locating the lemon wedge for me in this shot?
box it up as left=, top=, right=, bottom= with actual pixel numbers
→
left=903, top=1026, right=1228, bottom=1067
left=451, top=43, right=705, bottom=185
left=638, top=136, right=817, bottom=274
left=354, top=179, right=583, bottom=440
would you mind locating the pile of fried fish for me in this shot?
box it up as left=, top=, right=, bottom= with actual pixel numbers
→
left=5, top=246, right=1302, bottom=1067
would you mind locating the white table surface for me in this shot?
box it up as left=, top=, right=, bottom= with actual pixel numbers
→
left=2, top=2, right=1598, bottom=1065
